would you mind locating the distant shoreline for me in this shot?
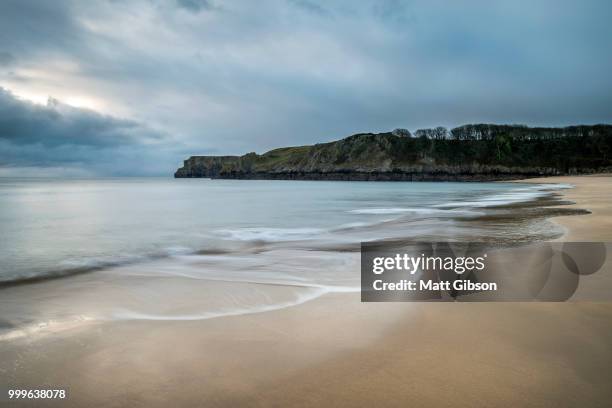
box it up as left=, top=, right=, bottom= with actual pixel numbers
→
left=174, top=170, right=603, bottom=182
left=175, top=124, right=612, bottom=180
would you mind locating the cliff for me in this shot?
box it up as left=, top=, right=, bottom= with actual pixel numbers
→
left=175, top=124, right=612, bottom=181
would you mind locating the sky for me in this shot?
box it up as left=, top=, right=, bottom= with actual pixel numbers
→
left=1, top=0, right=611, bottom=176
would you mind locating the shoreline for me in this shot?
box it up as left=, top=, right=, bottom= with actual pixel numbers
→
left=174, top=172, right=568, bottom=182
left=1, top=175, right=612, bottom=407
left=513, top=174, right=612, bottom=241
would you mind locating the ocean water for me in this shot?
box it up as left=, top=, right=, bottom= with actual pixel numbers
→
left=0, top=178, right=570, bottom=337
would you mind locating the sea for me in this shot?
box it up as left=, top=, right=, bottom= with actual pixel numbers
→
left=0, top=178, right=572, bottom=338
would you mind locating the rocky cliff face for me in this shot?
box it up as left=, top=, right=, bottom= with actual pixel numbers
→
left=175, top=156, right=241, bottom=178
left=175, top=127, right=612, bottom=181
left=174, top=158, right=564, bottom=181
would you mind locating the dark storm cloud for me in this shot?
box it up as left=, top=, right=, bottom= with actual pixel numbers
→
left=0, top=88, right=162, bottom=147
left=0, top=88, right=181, bottom=175
left=0, top=0, right=611, bottom=175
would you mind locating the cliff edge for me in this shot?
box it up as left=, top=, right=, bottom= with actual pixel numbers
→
left=175, top=124, right=612, bottom=181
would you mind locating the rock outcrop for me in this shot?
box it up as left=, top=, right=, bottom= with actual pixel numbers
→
left=175, top=125, right=612, bottom=181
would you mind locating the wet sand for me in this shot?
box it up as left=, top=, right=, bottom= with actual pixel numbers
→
left=518, top=175, right=612, bottom=242
left=2, top=175, right=612, bottom=407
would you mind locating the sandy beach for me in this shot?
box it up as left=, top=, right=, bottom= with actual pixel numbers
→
left=2, top=175, right=612, bottom=407
left=520, top=175, right=612, bottom=242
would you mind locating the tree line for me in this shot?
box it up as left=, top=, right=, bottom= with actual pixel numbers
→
left=386, top=124, right=612, bottom=170
left=402, top=123, right=612, bottom=141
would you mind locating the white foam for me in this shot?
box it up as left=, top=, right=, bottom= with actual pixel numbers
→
left=217, top=227, right=324, bottom=241
left=164, top=246, right=193, bottom=256
left=349, top=207, right=449, bottom=215
left=435, top=183, right=568, bottom=209
left=538, top=183, right=574, bottom=190
left=0, top=315, right=96, bottom=342
left=111, top=285, right=354, bottom=321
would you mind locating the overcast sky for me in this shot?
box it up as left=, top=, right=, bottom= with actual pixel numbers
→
left=1, top=0, right=611, bottom=176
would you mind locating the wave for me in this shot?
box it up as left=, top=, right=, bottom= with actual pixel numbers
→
left=0, top=290, right=326, bottom=341
left=536, top=183, right=574, bottom=190
left=435, top=183, right=564, bottom=209
left=333, top=219, right=394, bottom=231
left=0, top=260, right=137, bottom=288
left=347, top=207, right=475, bottom=216
left=0, top=283, right=359, bottom=341
left=350, top=207, right=437, bottom=215
left=112, top=284, right=359, bottom=322
left=120, top=262, right=360, bottom=291
left=216, top=227, right=325, bottom=241
left=0, top=247, right=195, bottom=287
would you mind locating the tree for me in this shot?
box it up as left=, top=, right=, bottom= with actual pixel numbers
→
left=433, top=126, right=449, bottom=140
left=392, top=128, right=412, bottom=138
left=494, top=135, right=512, bottom=161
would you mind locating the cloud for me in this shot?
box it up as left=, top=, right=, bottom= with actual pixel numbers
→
left=0, top=52, right=15, bottom=66
left=288, top=0, right=330, bottom=16
left=176, top=0, right=213, bottom=13
left=0, top=89, right=163, bottom=147
left=0, top=87, right=182, bottom=176
left=0, top=0, right=611, bottom=175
